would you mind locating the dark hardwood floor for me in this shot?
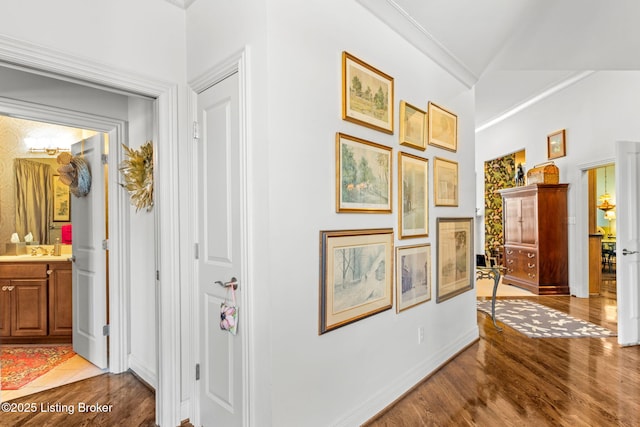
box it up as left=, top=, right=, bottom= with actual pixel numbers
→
left=366, top=295, right=639, bottom=427
left=1, top=372, right=155, bottom=426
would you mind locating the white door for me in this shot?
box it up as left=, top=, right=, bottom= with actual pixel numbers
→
left=616, top=141, right=640, bottom=346
left=70, top=134, right=108, bottom=368
left=197, top=72, right=245, bottom=425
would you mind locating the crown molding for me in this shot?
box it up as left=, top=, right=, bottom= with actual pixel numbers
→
left=475, top=71, right=595, bottom=133
left=357, top=0, right=477, bottom=89
left=164, top=0, right=196, bottom=10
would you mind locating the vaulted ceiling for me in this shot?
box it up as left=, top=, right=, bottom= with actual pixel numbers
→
left=358, top=0, right=640, bottom=129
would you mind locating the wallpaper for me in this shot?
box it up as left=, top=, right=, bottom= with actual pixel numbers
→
left=0, top=116, right=85, bottom=251
left=484, top=153, right=516, bottom=257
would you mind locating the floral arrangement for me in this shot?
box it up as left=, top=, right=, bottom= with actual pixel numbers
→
left=119, top=141, right=154, bottom=212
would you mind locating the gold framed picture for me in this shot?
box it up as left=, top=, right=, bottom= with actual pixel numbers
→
left=396, top=243, right=431, bottom=312
left=336, top=133, right=392, bottom=213
left=428, top=102, right=457, bottom=152
left=547, top=129, right=566, bottom=159
left=53, top=175, right=71, bottom=222
left=436, top=217, right=473, bottom=303
left=434, top=157, right=458, bottom=207
left=399, top=100, right=426, bottom=150
left=319, top=228, right=394, bottom=334
left=342, top=51, right=394, bottom=134
left=398, top=152, right=428, bottom=238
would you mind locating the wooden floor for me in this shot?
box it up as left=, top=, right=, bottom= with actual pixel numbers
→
left=366, top=295, right=640, bottom=427
left=1, top=372, right=155, bottom=426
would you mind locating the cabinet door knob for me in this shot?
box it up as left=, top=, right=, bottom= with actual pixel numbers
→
left=47, top=269, right=53, bottom=275
left=1, top=286, right=6, bottom=291
left=528, top=263, right=536, bottom=268
left=527, top=253, right=535, bottom=258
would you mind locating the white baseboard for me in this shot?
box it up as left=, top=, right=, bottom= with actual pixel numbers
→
left=128, top=354, right=158, bottom=390
left=332, top=327, right=479, bottom=427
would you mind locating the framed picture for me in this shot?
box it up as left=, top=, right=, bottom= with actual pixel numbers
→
left=342, top=51, right=394, bottom=134
left=336, top=133, right=392, bottom=213
left=398, top=152, right=428, bottom=238
left=396, top=244, right=431, bottom=312
left=433, top=157, right=458, bottom=207
left=52, top=175, right=71, bottom=222
left=399, top=100, right=426, bottom=150
left=428, top=102, right=457, bottom=152
left=319, top=228, right=394, bottom=334
left=547, top=129, right=566, bottom=159
left=436, top=218, right=473, bottom=303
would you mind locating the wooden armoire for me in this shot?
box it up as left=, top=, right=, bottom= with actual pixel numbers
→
left=499, top=183, right=569, bottom=295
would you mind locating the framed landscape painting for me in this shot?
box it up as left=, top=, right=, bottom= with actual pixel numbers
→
left=53, top=175, right=71, bottom=222
left=336, top=133, right=392, bottom=213
left=547, top=129, right=566, bottom=159
left=428, top=102, right=457, bottom=151
left=342, top=51, right=394, bottom=134
left=319, top=228, right=394, bottom=334
left=398, top=152, right=428, bottom=238
left=396, top=244, right=431, bottom=312
left=399, top=100, right=426, bottom=150
left=436, top=218, right=473, bottom=303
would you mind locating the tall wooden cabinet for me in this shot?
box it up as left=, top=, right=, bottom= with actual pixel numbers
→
left=499, top=184, right=569, bottom=295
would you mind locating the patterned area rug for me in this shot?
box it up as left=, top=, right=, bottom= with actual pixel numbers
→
left=1, top=345, right=76, bottom=390
left=477, top=299, right=617, bottom=338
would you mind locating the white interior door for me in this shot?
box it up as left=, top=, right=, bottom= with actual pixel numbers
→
left=71, top=133, right=108, bottom=368
left=197, top=72, right=245, bottom=426
left=616, top=141, right=640, bottom=346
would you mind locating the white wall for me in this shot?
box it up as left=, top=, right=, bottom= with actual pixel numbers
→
left=189, top=0, right=478, bottom=425
left=475, top=71, right=640, bottom=296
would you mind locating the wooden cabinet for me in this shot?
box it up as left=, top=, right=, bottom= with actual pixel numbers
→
left=0, top=261, right=72, bottom=343
left=499, top=184, right=569, bottom=295
left=48, top=262, right=73, bottom=336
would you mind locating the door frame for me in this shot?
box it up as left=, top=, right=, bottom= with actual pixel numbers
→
left=187, top=49, right=254, bottom=426
left=577, top=158, right=616, bottom=299
left=0, top=35, right=181, bottom=426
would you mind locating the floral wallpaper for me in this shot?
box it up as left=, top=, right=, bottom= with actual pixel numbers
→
left=484, top=154, right=516, bottom=257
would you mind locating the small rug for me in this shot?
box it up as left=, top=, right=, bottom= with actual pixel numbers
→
left=1, top=345, right=76, bottom=390
left=477, top=299, right=617, bottom=338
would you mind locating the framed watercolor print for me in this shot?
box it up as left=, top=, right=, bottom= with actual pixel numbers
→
left=398, top=152, right=428, bottom=238
left=396, top=244, right=431, bottom=313
left=436, top=218, right=473, bottom=303
left=336, top=133, right=392, bottom=213
left=53, top=175, right=71, bottom=222
left=428, top=102, right=457, bottom=151
left=547, top=129, right=566, bottom=159
left=342, top=51, right=394, bottom=134
left=433, top=157, right=458, bottom=207
left=319, top=228, right=394, bottom=334
left=399, top=100, right=426, bottom=150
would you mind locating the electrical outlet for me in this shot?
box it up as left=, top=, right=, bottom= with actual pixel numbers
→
left=418, top=326, right=424, bottom=344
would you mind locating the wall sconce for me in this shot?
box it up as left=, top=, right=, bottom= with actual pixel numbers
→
left=24, top=137, right=71, bottom=156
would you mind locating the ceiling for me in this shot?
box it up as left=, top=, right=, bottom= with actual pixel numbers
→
left=358, top=0, right=640, bottom=130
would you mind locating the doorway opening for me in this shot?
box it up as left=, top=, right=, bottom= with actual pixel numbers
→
left=0, top=116, right=108, bottom=400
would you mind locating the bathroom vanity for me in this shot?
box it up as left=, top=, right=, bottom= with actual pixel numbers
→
left=0, top=257, right=72, bottom=343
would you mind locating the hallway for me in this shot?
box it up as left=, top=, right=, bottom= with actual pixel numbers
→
left=367, top=295, right=638, bottom=426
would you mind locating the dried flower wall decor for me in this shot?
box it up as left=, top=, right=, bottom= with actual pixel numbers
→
left=119, top=141, right=154, bottom=212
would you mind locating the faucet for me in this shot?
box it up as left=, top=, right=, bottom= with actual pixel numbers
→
left=31, top=246, right=50, bottom=256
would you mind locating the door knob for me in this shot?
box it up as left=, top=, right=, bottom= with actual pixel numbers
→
left=69, top=255, right=77, bottom=262
left=622, top=248, right=638, bottom=256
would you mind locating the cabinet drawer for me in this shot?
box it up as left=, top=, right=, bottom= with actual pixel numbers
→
left=504, top=247, right=538, bottom=283
left=0, top=263, right=48, bottom=279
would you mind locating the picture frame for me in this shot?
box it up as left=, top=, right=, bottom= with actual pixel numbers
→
left=52, top=175, right=71, bottom=222
left=398, top=152, right=428, bottom=238
left=433, top=157, right=458, bottom=207
left=428, top=102, right=457, bottom=152
left=319, top=228, right=394, bottom=334
left=399, top=100, right=427, bottom=150
left=547, top=129, right=566, bottom=159
left=436, top=218, right=473, bottom=303
left=336, top=133, right=392, bottom=213
left=396, top=244, right=431, bottom=312
left=342, top=51, right=394, bottom=134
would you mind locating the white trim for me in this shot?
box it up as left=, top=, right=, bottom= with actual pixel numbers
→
left=188, top=48, right=253, bottom=426
left=576, top=158, right=616, bottom=298
left=0, top=36, right=181, bottom=427
left=476, top=71, right=596, bottom=133
left=356, top=0, right=477, bottom=88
